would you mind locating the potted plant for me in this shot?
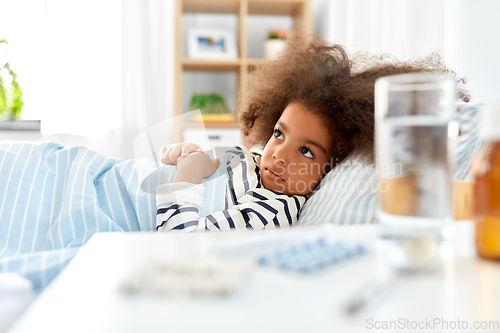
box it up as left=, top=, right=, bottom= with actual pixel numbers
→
left=264, top=29, right=287, bottom=60
left=0, top=39, right=23, bottom=121
left=189, top=93, right=233, bottom=123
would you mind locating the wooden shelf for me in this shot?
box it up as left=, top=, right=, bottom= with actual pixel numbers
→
left=248, top=0, right=306, bottom=16
left=175, top=0, right=311, bottom=142
left=183, top=122, right=239, bottom=128
left=183, top=0, right=241, bottom=14
left=182, top=59, right=241, bottom=71
left=182, top=58, right=269, bottom=71
left=247, top=58, right=267, bottom=69
left=182, top=0, right=305, bottom=15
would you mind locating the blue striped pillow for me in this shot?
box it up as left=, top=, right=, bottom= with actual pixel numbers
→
left=297, top=103, right=484, bottom=226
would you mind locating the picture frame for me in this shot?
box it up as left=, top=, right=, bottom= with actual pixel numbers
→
left=187, top=28, right=238, bottom=60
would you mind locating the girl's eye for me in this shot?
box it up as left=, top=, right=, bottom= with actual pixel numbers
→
left=274, top=129, right=284, bottom=140
left=300, top=147, right=314, bottom=158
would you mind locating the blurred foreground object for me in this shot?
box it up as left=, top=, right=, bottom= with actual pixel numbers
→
left=474, top=102, right=500, bottom=260
left=120, top=256, right=252, bottom=296
left=382, top=178, right=474, bottom=221
left=375, top=73, right=456, bottom=272
left=454, top=180, right=474, bottom=221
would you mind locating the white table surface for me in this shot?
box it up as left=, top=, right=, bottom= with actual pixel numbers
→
left=7, top=222, right=500, bottom=333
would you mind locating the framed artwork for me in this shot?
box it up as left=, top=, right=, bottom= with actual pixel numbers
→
left=187, top=28, right=238, bottom=60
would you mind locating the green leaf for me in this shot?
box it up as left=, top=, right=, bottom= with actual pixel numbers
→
left=0, top=84, right=6, bottom=115
left=0, top=40, right=23, bottom=120
left=190, top=94, right=208, bottom=111
left=0, top=41, right=8, bottom=70
left=0, top=73, right=5, bottom=112
left=189, top=93, right=230, bottom=114
left=9, top=79, right=23, bottom=120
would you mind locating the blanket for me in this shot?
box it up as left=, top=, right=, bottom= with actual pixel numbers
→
left=0, top=142, right=227, bottom=290
left=0, top=142, right=161, bottom=289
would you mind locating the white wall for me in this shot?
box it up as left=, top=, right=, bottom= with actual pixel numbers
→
left=2, top=0, right=499, bottom=158
left=321, top=0, right=500, bottom=104
left=0, top=0, right=47, bottom=121
left=455, top=0, right=500, bottom=104
left=0, top=0, right=176, bottom=159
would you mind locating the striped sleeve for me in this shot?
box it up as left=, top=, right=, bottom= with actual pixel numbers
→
left=156, top=185, right=306, bottom=232
left=156, top=182, right=205, bottom=232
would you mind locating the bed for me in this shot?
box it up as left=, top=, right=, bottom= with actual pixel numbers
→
left=0, top=103, right=483, bottom=291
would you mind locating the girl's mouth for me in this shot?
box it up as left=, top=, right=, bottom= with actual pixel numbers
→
left=265, top=167, right=285, bottom=181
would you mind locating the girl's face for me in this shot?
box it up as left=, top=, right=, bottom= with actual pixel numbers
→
left=260, top=102, right=333, bottom=196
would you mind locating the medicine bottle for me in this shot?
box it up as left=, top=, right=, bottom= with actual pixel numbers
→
left=474, top=104, right=500, bottom=260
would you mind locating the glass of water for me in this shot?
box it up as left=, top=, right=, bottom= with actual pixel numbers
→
left=375, top=73, right=456, bottom=272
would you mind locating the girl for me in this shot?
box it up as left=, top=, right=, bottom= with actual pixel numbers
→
left=156, top=34, right=470, bottom=232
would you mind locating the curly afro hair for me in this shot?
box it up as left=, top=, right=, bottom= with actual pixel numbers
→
left=238, top=33, right=469, bottom=164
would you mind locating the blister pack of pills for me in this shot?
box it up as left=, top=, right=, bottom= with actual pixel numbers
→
left=258, top=237, right=366, bottom=272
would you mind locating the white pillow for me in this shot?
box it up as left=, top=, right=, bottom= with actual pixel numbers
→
left=453, top=103, right=485, bottom=181
left=297, top=103, right=484, bottom=226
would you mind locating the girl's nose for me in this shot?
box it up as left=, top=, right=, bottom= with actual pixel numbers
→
left=272, top=149, right=286, bottom=165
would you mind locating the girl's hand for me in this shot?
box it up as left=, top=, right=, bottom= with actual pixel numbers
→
left=161, top=143, right=203, bottom=165
left=174, top=153, right=220, bottom=184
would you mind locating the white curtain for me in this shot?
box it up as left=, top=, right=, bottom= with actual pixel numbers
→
left=324, top=0, right=460, bottom=64
left=42, top=0, right=123, bottom=148
left=120, top=0, right=176, bottom=159
left=0, top=0, right=47, bottom=122
left=322, top=0, right=500, bottom=104
left=39, top=0, right=175, bottom=159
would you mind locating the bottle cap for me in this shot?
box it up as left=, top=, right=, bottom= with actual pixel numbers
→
left=483, top=102, right=500, bottom=141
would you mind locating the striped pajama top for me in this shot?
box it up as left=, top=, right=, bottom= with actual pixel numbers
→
left=156, top=146, right=307, bottom=232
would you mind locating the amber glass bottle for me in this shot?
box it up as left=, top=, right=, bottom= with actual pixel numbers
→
left=474, top=105, right=500, bottom=260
